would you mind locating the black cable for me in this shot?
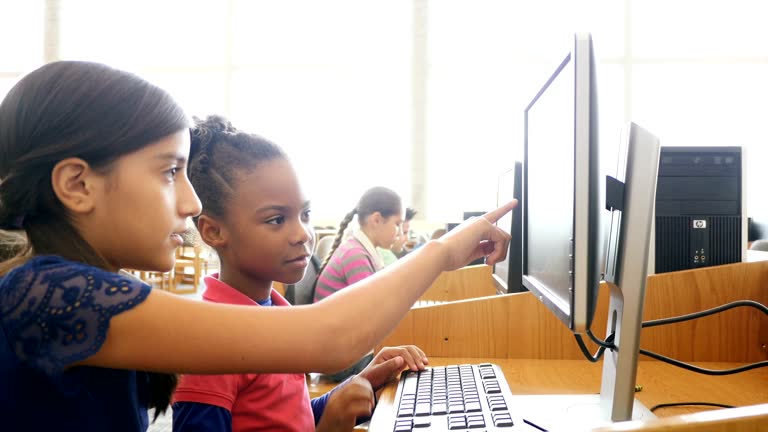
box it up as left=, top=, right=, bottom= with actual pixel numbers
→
left=587, top=327, right=616, bottom=349
left=574, top=300, right=768, bottom=372
left=574, top=334, right=606, bottom=362
left=638, top=349, right=768, bottom=375
left=573, top=332, right=615, bottom=362
left=650, top=402, right=735, bottom=412
left=638, top=299, right=768, bottom=375
left=642, top=300, right=768, bottom=328
left=576, top=329, right=768, bottom=374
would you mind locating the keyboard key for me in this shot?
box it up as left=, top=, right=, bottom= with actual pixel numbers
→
left=478, top=363, right=496, bottom=379
left=483, top=380, right=501, bottom=394
left=403, top=373, right=418, bottom=394
left=397, top=408, right=414, bottom=417
left=464, top=395, right=480, bottom=404
left=412, top=418, right=431, bottom=428
left=414, top=403, right=431, bottom=416
left=467, top=418, right=486, bottom=428
left=447, top=415, right=467, bottom=430
left=431, top=403, right=447, bottom=415
left=492, top=412, right=514, bottom=427
left=394, top=419, right=413, bottom=432
left=465, top=401, right=482, bottom=412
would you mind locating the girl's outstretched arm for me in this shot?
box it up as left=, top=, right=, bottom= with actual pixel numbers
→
left=77, top=201, right=516, bottom=374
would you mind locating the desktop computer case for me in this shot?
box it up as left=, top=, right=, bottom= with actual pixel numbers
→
left=649, top=147, right=746, bottom=274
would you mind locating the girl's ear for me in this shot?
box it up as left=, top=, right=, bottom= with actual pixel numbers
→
left=198, top=214, right=228, bottom=248
left=370, top=211, right=384, bottom=226
left=50, top=157, right=98, bottom=215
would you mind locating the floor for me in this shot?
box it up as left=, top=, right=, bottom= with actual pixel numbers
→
left=148, top=409, right=172, bottom=432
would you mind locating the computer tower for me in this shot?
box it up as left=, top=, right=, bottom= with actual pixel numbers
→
left=650, top=147, right=746, bottom=274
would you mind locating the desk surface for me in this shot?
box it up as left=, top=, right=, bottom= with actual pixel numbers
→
left=368, top=357, right=768, bottom=431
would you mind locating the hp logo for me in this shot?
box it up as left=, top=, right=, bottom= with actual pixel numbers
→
left=693, top=219, right=707, bottom=229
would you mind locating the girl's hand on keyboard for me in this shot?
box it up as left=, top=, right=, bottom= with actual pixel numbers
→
left=359, top=345, right=428, bottom=391
left=317, top=376, right=375, bottom=432
left=435, top=200, right=516, bottom=269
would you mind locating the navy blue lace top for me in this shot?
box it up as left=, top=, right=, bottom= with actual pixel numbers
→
left=0, top=255, right=153, bottom=431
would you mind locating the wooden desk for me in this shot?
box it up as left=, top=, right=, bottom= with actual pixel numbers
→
left=370, top=260, right=768, bottom=430
left=418, top=264, right=497, bottom=302
left=369, top=358, right=768, bottom=431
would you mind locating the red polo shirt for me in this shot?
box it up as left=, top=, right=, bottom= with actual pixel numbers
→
left=173, top=274, right=314, bottom=431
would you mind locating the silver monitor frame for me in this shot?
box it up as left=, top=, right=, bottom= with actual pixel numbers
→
left=522, top=32, right=600, bottom=333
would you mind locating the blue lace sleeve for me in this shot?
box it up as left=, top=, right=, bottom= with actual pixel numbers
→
left=0, top=256, right=152, bottom=376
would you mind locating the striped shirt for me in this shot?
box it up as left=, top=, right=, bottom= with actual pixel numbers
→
left=313, top=237, right=376, bottom=302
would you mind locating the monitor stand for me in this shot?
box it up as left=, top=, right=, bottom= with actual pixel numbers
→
left=501, top=269, right=656, bottom=430
left=506, top=394, right=652, bottom=431
left=502, top=270, right=656, bottom=430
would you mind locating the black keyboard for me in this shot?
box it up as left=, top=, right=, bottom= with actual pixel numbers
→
left=388, top=363, right=517, bottom=431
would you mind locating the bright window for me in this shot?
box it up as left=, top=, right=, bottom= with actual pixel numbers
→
left=2, top=0, right=768, bottom=223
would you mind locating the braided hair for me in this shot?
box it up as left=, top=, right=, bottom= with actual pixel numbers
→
left=187, top=115, right=286, bottom=229
left=319, top=186, right=402, bottom=272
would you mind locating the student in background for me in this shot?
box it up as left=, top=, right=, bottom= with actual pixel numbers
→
left=313, top=187, right=404, bottom=380
left=379, top=207, right=418, bottom=266
left=173, top=116, right=429, bottom=431
left=0, top=60, right=515, bottom=431
left=315, top=187, right=403, bottom=303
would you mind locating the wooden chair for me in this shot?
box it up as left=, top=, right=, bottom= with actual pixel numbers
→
left=126, top=269, right=176, bottom=291
left=173, top=245, right=209, bottom=294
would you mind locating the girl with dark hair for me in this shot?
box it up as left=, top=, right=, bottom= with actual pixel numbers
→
left=313, top=187, right=404, bottom=381
left=173, top=115, right=428, bottom=431
left=0, top=61, right=515, bottom=431
left=315, top=186, right=404, bottom=304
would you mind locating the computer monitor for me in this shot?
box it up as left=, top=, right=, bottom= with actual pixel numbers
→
left=493, top=161, right=524, bottom=293
left=518, top=33, right=661, bottom=427
left=749, top=216, right=768, bottom=241
left=522, top=33, right=601, bottom=333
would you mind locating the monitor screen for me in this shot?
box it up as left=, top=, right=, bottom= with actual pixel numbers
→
left=522, top=33, right=601, bottom=332
left=493, top=170, right=514, bottom=290
left=494, top=162, right=524, bottom=293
